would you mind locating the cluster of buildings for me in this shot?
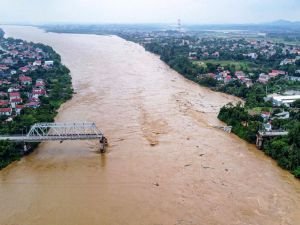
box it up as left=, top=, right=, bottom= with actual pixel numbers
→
left=257, top=70, right=286, bottom=84
left=129, top=29, right=300, bottom=66
left=0, top=75, right=47, bottom=117
left=201, top=69, right=288, bottom=87
left=0, top=38, right=53, bottom=120
left=141, top=34, right=300, bottom=62
left=135, top=31, right=300, bottom=82
left=201, top=70, right=253, bottom=87
left=0, top=39, right=53, bottom=77
left=189, top=38, right=300, bottom=60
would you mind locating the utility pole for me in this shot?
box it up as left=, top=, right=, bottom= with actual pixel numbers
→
left=177, top=19, right=181, bottom=32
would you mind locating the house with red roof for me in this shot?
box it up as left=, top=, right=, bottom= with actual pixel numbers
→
left=10, top=98, right=23, bottom=108
left=32, top=88, right=46, bottom=99
left=19, top=66, right=30, bottom=73
left=35, top=79, right=45, bottom=88
left=0, top=91, right=8, bottom=97
left=25, top=101, right=40, bottom=109
left=19, top=75, right=32, bottom=85
left=0, top=108, right=12, bottom=116
left=9, top=92, right=20, bottom=101
left=224, top=75, right=232, bottom=84
left=220, top=70, right=230, bottom=78
left=0, top=65, right=9, bottom=70
left=268, top=70, right=286, bottom=78
left=258, top=73, right=270, bottom=84
left=0, top=100, right=9, bottom=107
left=235, top=71, right=246, bottom=80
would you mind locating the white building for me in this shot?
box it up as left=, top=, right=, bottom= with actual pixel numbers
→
left=272, top=95, right=300, bottom=106
left=44, top=60, right=54, bottom=66
left=248, top=53, right=258, bottom=59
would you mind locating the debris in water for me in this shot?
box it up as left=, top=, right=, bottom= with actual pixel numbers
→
left=202, top=165, right=214, bottom=169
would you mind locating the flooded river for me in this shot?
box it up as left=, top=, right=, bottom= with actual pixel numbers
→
left=0, top=26, right=300, bottom=225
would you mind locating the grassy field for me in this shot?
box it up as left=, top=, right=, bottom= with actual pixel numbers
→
left=268, top=38, right=300, bottom=46
left=248, top=107, right=273, bottom=116
left=194, top=59, right=255, bottom=71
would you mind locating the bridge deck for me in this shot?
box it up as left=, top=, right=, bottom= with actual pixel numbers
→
left=0, top=134, right=103, bottom=142
left=258, top=131, right=289, bottom=137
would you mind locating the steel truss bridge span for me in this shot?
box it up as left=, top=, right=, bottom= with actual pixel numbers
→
left=0, top=122, right=107, bottom=152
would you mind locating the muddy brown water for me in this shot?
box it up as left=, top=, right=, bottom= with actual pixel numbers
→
left=0, top=26, right=300, bottom=225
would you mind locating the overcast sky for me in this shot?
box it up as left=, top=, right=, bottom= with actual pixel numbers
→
left=0, top=0, right=299, bottom=24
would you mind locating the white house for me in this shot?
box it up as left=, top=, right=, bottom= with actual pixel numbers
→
left=33, top=60, right=42, bottom=66
left=44, top=60, right=54, bottom=66
left=274, top=111, right=290, bottom=120
left=15, top=105, right=24, bottom=115
left=248, top=53, right=258, bottom=59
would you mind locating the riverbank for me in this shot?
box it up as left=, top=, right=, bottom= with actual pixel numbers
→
left=0, top=29, right=73, bottom=169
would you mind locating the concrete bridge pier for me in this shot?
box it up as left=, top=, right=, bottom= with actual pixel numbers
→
left=23, top=143, right=28, bottom=153
left=99, top=136, right=108, bottom=153
left=22, top=142, right=32, bottom=155
left=256, top=134, right=264, bottom=150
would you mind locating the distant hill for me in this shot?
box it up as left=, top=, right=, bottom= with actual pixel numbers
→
left=184, top=20, right=300, bottom=33
left=267, top=20, right=300, bottom=27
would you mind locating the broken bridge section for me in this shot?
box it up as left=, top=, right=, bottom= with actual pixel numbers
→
left=256, top=130, right=288, bottom=149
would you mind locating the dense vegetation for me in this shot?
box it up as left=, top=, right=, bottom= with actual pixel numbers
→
left=219, top=103, right=300, bottom=178
left=0, top=35, right=73, bottom=169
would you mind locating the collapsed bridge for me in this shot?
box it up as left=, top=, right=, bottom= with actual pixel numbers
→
left=0, top=122, right=108, bottom=152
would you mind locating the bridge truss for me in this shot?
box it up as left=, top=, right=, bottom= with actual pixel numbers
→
left=25, top=122, right=104, bottom=142
left=0, top=122, right=107, bottom=151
